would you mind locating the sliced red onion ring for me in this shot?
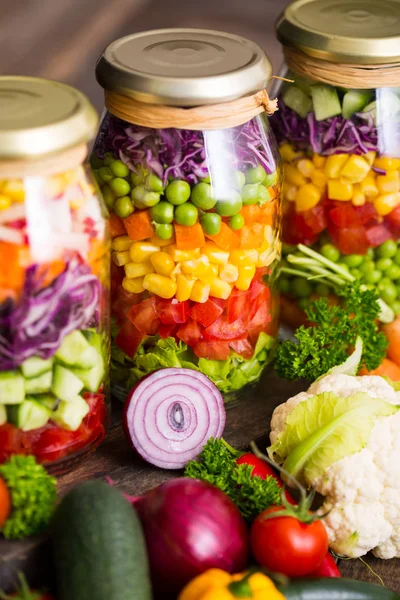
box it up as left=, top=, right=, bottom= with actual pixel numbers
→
left=123, top=368, right=226, bottom=470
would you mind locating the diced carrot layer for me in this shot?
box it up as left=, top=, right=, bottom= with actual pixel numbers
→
left=37, top=260, right=66, bottom=288
left=241, top=205, right=261, bottom=225
left=108, top=213, right=126, bottom=238
left=239, top=223, right=264, bottom=249
left=124, top=210, right=154, bottom=242
left=359, top=357, right=400, bottom=381
left=175, top=223, right=205, bottom=250
left=259, top=201, right=277, bottom=225
left=205, top=222, right=240, bottom=251
left=382, top=317, right=400, bottom=367
left=0, top=243, right=27, bottom=292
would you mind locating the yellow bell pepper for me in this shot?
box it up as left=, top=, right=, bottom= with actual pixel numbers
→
left=178, top=569, right=285, bottom=600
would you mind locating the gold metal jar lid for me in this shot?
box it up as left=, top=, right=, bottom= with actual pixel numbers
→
left=277, top=0, right=400, bottom=64
left=0, top=76, right=98, bottom=160
left=96, top=28, right=272, bottom=106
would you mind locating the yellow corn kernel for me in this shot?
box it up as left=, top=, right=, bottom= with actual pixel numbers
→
left=112, top=250, right=131, bottom=267
left=143, top=274, right=177, bottom=299
left=374, top=157, right=400, bottom=172
left=129, top=242, right=160, bottom=263
left=124, top=261, right=154, bottom=279
left=374, top=192, right=400, bottom=216
left=327, top=180, right=353, bottom=201
left=312, top=154, right=326, bottom=169
left=360, top=174, right=379, bottom=198
left=324, top=154, right=349, bottom=179
left=340, top=155, right=371, bottom=183
left=0, top=194, right=12, bottom=210
left=295, top=183, right=322, bottom=212
left=168, top=246, right=200, bottom=262
left=364, top=151, right=376, bottom=166
left=229, top=249, right=258, bottom=267
left=264, top=226, right=275, bottom=245
left=150, top=251, right=174, bottom=277
left=311, top=170, right=328, bottom=189
left=122, top=276, right=145, bottom=294
left=190, top=280, right=210, bottom=303
left=257, top=248, right=278, bottom=268
left=111, top=235, right=132, bottom=252
left=210, top=264, right=219, bottom=277
left=352, top=184, right=366, bottom=207
left=202, top=242, right=230, bottom=265
left=181, top=255, right=209, bottom=277
left=377, top=171, right=400, bottom=194
left=2, top=180, right=24, bottom=202
left=219, top=263, right=239, bottom=283
left=284, top=164, right=307, bottom=187
left=198, top=265, right=219, bottom=285
left=280, top=143, right=303, bottom=162
left=297, top=158, right=315, bottom=178
left=235, top=265, right=256, bottom=291
left=209, top=278, right=232, bottom=300
left=176, top=274, right=195, bottom=302
left=285, top=183, right=298, bottom=201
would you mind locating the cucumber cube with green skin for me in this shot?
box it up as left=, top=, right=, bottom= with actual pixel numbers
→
left=71, top=355, right=105, bottom=393
left=20, top=356, right=54, bottom=378
left=36, top=394, right=59, bottom=411
left=0, top=372, right=25, bottom=405
left=52, top=396, right=90, bottom=431
left=0, top=405, right=6, bottom=425
left=24, top=370, right=53, bottom=395
left=283, top=85, right=313, bottom=118
left=342, top=90, right=373, bottom=120
left=52, top=365, right=84, bottom=403
left=8, top=399, right=51, bottom=431
left=55, top=331, right=98, bottom=369
left=311, top=84, right=342, bottom=121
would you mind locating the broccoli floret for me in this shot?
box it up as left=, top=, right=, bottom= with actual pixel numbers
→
left=0, top=455, right=57, bottom=539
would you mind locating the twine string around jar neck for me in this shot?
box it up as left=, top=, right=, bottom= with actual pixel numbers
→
left=104, top=88, right=278, bottom=131
left=0, top=144, right=88, bottom=179
left=284, top=47, right=400, bottom=89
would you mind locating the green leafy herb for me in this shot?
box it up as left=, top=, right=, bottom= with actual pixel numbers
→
left=275, top=281, right=388, bottom=381
left=0, top=455, right=57, bottom=539
left=184, top=438, right=281, bottom=521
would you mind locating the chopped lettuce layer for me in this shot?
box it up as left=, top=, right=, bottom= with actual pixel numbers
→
left=111, top=331, right=275, bottom=396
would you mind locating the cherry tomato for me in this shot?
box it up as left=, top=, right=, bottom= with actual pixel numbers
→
left=310, top=551, right=341, bottom=578
left=250, top=506, right=328, bottom=577
left=236, top=454, right=297, bottom=505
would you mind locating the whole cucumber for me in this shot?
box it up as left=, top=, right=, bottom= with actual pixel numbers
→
left=51, top=480, right=152, bottom=600
left=279, top=578, right=400, bottom=600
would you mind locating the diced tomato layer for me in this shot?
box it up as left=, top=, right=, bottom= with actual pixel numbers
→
left=127, top=297, right=159, bottom=334
left=189, top=299, right=224, bottom=327
left=115, top=320, right=145, bottom=357
left=203, top=316, right=247, bottom=341
left=159, top=323, right=178, bottom=338
left=177, top=319, right=202, bottom=346
left=193, top=341, right=231, bottom=360
left=386, top=205, right=400, bottom=234
left=328, top=223, right=369, bottom=255
left=156, top=299, right=189, bottom=325
left=227, top=288, right=250, bottom=324
left=283, top=202, right=327, bottom=246
left=365, top=224, right=393, bottom=247
left=229, top=338, right=254, bottom=359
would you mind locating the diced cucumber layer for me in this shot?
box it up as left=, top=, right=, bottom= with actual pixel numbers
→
left=55, top=331, right=98, bottom=369
left=36, top=394, right=59, bottom=411
left=25, top=370, right=53, bottom=395
left=311, top=84, right=342, bottom=121
left=0, top=404, right=6, bottom=425
left=283, top=85, right=312, bottom=118
left=21, top=356, right=54, bottom=378
left=72, top=359, right=105, bottom=394
left=52, top=396, right=90, bottom=431
left=342, top=90, right=373, bottom=119
left=0, top=372, right=25, bottom=405
left=8, top=399, right=51, bottom=432
left=52, top=365, right=84, bottom=403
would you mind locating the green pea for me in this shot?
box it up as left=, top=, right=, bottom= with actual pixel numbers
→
left=315, top=283, right=330, bottom=297
left=392, top=300, right=400, bottom=316
left=245, top=165, right=266, bottom=184
left=114, top=196, right=134, bottom=218
left=263, top=170, right=278, bottom=187
left=233, top=171, right=246, bottom=189
left=145, top=173, right=164, bottom=193
left=337, top=262, right=350, bottom=273
left=364, top=269, right=382, bottom=284
left=155, top=223, right=174, bottom=240
left=320, top=244, right=340, bottom=263
left=109, top=177, right=131, bottom=198
left=166, top=180, right=191, bottom=205
left=92, top=170, right=103, bottom=187
left=378, top=280, right=398, bottom=304
left=394, top=250, right=400, bottom=265
left=110, top=159, right=130, bottom=178
left=174, top=203, right=198, bottom=226
left=90, top=154, right=104, bottom=169
left=291, top=277, right=313, bottom=298
left=98, top=166, right=114, bottom=183
left=241, top=184, right=260, bottom=206
left=199, top=174, right=211, bottom=184
left=200, top=213, right=221, bottom=236
left=257, top=185, right=272, bottom=206
left=386, top=264, right=400, bottom=280
left=360, top=261, right=375, bottom=275
left=278, top=278, right=290, bottom=294
left=376, top=257, right=393, bottom=272
left=131, top=171, right=145, bottom=187
left=342, top=254, right=363, bottom=268
left=216, top=191, right=243, bottom=216
left=229, top=214, right=245, bottom=231
left=150, top=201, right=174, bottom=224
left=101, top=185, right=114, bottom=210
left=298, top=298, right=311, bottom=310
left=376, top=239, right=397, bottom=259
left=131, top=186, right=160, bottom=208
left=103, top=152, right=114, bottom=166
left=282, top=243, right=297, bottom=255
left=366, top=247, right=375, bottom=259
left=191, top=183, right=217, bottom=210
left=350, top=268, right=362, bottom=279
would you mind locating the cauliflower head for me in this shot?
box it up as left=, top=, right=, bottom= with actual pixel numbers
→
left=269, top=373, right=400, bottom=559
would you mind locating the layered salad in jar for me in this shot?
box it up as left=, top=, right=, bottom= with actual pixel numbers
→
left=0, top=169, right=109, bottom=466
left=91, top=114, right=281, bottom=398
left=271, top=78, right=400, bottom=320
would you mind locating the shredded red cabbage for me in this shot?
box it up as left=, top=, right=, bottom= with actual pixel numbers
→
left=271, top=101, right=378, bottom=156
left=0, top=258, right=100, bottom=370
left=95, top=114, right=276, bottom=183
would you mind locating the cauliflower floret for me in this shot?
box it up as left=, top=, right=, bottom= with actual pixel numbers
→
left=270, top=373, right=400, bottom=558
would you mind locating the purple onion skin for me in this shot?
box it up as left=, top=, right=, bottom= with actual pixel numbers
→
left=133, top=478, right=249, bottom=596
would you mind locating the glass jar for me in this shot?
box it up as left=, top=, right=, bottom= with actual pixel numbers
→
left=92, top=29, right=282, bottom=402
left=0, top=77, right=109, bottom=473
left=271, top=0, right=400, bottom=327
